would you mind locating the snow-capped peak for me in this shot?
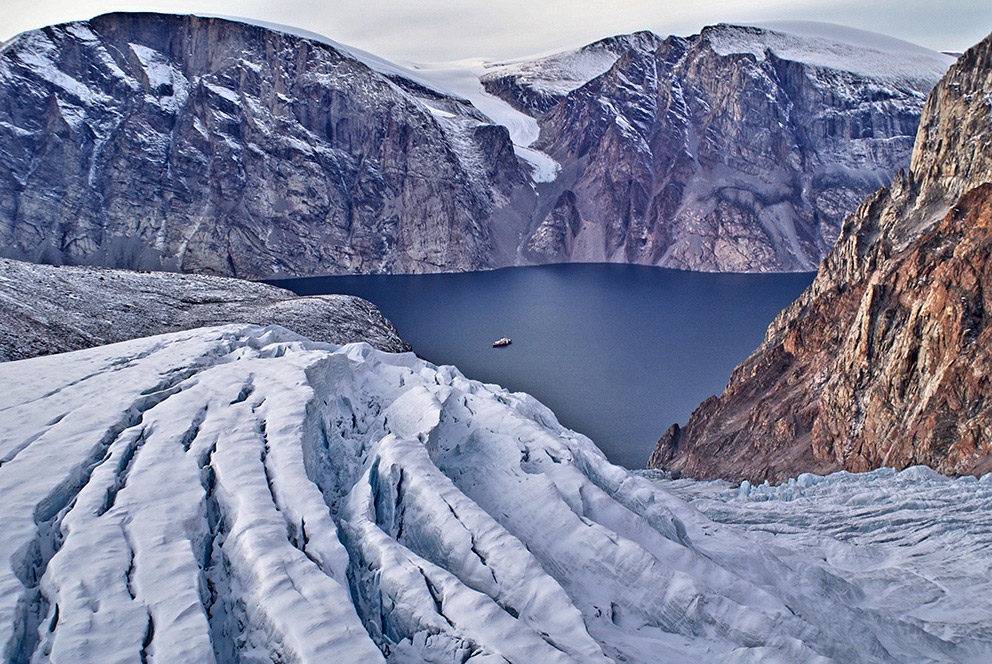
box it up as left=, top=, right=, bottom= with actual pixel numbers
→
left=479, top=31, right=662, bottom=98
left=703, top=22, right=955, bottom=85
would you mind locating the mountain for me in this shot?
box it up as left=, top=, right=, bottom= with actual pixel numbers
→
left=2, top=323, right=991, bottom=662
left=484, top=23, right=953, bottom=270
left=0, top=12, right=533, bottom=278
left=0, top=14, right=952, bottom=277
left=647, top=30, right=992, bottom=483
left=0, top=257, right=409, bottom=361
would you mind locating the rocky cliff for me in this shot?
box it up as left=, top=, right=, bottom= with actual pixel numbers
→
left=647, top=30, right=992, bottom=482
left=485, top=24, right=953, bottom=271
left=0, top=257, right=410, bottom=360
left=0, top=12, right=532, bottom=278
left=0, top=15, right=955, bottom=278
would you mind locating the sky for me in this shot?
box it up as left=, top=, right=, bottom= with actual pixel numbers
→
left=2, top=0, right=990, bottom=63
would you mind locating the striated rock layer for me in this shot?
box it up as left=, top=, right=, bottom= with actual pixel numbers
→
left=2, top=324, right=991, bottom=662
left=0, top=13, right=532, bottom=278
left=648, top=30, right=992, bottom=483
left=0, top=14, right=953, bottom=277
left=0, top=257, right=410, bottom=360
left=486, top=24, right=952, bottom=271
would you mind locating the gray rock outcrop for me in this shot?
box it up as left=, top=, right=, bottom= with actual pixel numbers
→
left=0, top=257, right=410, bottom=360
left=486, top=24, right=953, bottom=271
left=0, top=12, right=532, bottom=278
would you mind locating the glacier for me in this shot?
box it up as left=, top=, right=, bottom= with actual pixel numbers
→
left=1, top=324, right=990, bottom=663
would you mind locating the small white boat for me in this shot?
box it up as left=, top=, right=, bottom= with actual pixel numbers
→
left=492, top=337, right=512, bottom=348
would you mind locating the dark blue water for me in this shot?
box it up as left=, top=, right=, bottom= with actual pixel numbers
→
left=271, top=264, right=813, bottom=468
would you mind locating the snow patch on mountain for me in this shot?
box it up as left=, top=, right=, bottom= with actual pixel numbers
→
left=128, top=43, right=176, bottom=90
left=405, top=60, right=561, bottom=182
left=212, top=14, right=558, bottom=182
left=1, top=324, right=991, bottom=662
left=513, top=145, right=561, bottom=182
left=404, top=60, right=540, bottom=145
left=482, top=48, right=621, bottom=96
left=706, top=22, right=954, bottom=87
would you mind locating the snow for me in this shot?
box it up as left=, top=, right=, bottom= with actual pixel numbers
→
left=406, top=60, right=561, bottom=182
left=128, top=43, right=179, bottom=93
left=0, top=120, right=33, bottom=138
left=514, top=145, right=561, bottom=183
left=206, top=15, right=559, bottom=181
left=14, top=36, right=111, bottom=106
left=406, top=60, right=540, bottom=145
left=481, top=46, right=620, bottom=96
left=207, top=15, right=538, bottom=145
left=203, top=81, right=240, bottom=103
left=706, top=22, right=955, bottom=85
left=2, top=323, right=991, bottom=662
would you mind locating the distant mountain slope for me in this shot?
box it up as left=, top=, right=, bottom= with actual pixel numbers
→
left=0, top=14, right=953, bottom=277
left=0, top=257, right=410, bottom=360
left=484, top=23, right=953, bottom=270
left=0, top=12, right=532, bottom=278
left=2, top=324, right=991, bottom=662
left=648, top=30, right=992, bottom=483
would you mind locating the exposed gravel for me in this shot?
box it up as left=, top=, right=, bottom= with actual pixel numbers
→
left=0, top=258, right=411, bottom=361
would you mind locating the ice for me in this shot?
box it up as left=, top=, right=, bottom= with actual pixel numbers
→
left=706, top=22, right=955, bottom=87
left=1, top=324, right=990, bottom=662
left=514, top=145, right=561, bottom=182
left=483, top=48, right=620, bottom=96
left=654, top=465, right=992, bottom=655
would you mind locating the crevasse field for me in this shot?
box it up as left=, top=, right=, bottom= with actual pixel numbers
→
left=1, top=325, right=990, bottom=663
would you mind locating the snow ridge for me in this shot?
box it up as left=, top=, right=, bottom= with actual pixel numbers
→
left=2, top=325, right=991, bottom=662
left=705, top=23, right=954, bottom=87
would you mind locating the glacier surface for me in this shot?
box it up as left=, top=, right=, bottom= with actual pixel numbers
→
left=1, top=325, right=989, bottom=663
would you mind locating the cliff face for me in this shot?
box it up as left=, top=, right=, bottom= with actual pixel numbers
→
left=486, top=24, right=952, bottom=272
left=0, top=13, right=532, bottom=278
left=648, top=31, right=992, bottom=482
left=0, top=15, right=953, bottom=279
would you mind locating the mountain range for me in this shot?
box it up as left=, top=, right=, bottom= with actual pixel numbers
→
left=0, top=13, right=953, bottom=277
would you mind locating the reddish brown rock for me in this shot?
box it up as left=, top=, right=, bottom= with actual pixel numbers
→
left=648, top=30, right=992, bottom=482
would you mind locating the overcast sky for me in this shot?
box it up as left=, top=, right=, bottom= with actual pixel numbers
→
left=3, top=0, right=990, bottom=62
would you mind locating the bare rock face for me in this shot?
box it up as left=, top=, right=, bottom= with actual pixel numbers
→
left=0, top=257, right=411, bottom=360
left=486, top=24, right=952, bottom=272
left=0, top=13, right=532, bottom=278
left=0, top=15, right=954, bottom=277
left=648, top=31, right=992, bottom=482
left=520, top=190, right=582, bottom=262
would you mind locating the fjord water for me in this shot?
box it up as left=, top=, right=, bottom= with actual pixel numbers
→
left=272, top=264, right=813, bottom=468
